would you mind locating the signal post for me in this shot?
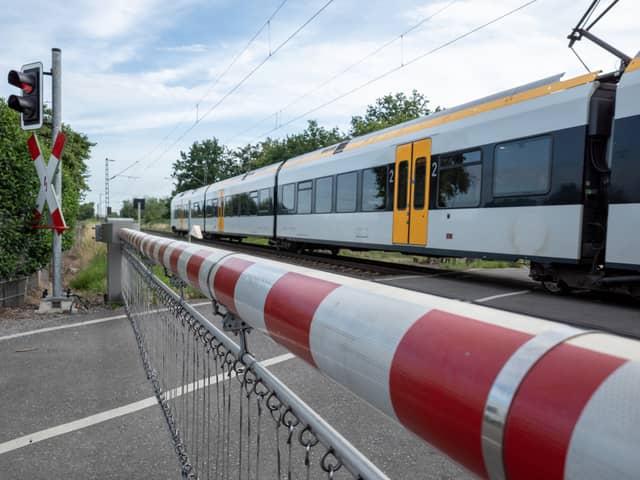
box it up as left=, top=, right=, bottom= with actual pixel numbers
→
left=50, top=49, right=63, bottom=307
left=8, top=48, right=67, bottom=310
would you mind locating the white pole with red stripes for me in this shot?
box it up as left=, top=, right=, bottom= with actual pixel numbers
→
left=27, top=133, right=67, bottom=234
left=120, top=229, right=640, bottom=480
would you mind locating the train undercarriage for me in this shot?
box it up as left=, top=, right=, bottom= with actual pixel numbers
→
left=530, top=261, right=640, bottom=299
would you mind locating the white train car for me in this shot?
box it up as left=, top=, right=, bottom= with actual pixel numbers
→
left=170, top=59, right=640, bottom=296
left=170, top=185, right=209, bottom=234
left=606, top=58, right=640, bottom=271
left=276, top=72, right=596, bottom=264
left=206, top=164, right=277, bottom=238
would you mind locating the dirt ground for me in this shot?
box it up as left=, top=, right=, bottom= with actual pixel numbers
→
left=0, top=224, right=111, bottom=323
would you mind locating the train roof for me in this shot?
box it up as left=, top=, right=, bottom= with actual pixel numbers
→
left=174, top=69, right=604, bottom=198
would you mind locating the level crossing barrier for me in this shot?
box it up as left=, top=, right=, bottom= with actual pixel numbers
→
left=122, top=246, right=388, bottom=479
left=120, top=229, right=640, bottom=480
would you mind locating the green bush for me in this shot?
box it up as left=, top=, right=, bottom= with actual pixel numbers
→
left=70, top=252, right=107, bottom=293
left=0, top=99, right=92, bottom=280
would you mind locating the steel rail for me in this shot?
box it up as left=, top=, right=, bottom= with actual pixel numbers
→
left=141, top=228, right=460, bottom=278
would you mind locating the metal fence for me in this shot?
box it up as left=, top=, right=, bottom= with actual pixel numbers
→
left=0, top=276, right=28, bottom=307
left=121, top=245, right=388, bottom=480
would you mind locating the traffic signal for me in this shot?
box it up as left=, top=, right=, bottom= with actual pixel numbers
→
left=7, top=62, right=43, bottom=130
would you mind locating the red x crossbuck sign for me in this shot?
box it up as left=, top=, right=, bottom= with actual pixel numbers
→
left=27, top=133, right=67, bottom=235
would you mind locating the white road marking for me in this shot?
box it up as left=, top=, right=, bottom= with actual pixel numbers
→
left=474, top=290, right=531, bottom=303
left=0, top=352, right=294, bottom=455
left=375, top=274, right=426, bottom=282
left=374, top=271, right=457, bottom=282
left=0, top=302, right=211, bottom=342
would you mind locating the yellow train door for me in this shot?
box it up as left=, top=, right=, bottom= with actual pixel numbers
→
left=392, top=139, right=431, bottom=245
left=217, top=190, right=224, bottom=232
left=392, top=144, right=412, bottom=243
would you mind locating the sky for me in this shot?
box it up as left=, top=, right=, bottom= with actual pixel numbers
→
left=0, top=0, right=637, bottom=213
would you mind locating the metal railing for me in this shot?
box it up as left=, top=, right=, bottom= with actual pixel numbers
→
left=122, top=245, right=388, bottom=480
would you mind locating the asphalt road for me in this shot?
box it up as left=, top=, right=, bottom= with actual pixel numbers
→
left=0, top=303, right=469, bottom=479
left=1, top=267, right=637, bottom=479
left=375, top=267, right=640, bottom=339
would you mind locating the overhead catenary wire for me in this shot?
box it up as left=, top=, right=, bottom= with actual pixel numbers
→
left=568, top=0, right=622, bottom=74
left=143, top=0, right=291, bottom=159
left=144, top=0, right=336, bottom=169
left=225, top=0, right=459, bottom=145
left=250, top=0, right=539, bottom=143
left=108, top=0, right=291, bottom=180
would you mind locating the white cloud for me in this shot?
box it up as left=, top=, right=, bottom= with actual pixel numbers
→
left=1, top=0, right=638, bottom=213
left=159, top=44, right=209, bottom=53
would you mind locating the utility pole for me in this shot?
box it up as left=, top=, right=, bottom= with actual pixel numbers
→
left=105, top=158, right=115, bottom=217
left=203, top=158, right=208, bottom=186
left=51, top=48, right=63, bottom=305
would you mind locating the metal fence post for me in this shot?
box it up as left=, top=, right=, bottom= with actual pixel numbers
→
left=96, top=218, right=136, bottom=303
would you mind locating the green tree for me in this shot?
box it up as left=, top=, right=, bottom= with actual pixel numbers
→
left=78, top=202, right=95, bottom=220
left=120, top=197, right=170, bottom=225
left=0, top=100, right=92, bottom=279
left=232, top=143, right=260, bottom=173
left=120, top=200, right=134, bottom=219
left=349, top=90, right=440, bottom=137
left=246, top=120, right=345, bottom=171
left=171, top=138, right=239, bottom=195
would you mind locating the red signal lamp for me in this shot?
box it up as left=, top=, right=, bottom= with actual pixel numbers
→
left=7, top=62, right=43, bottom=130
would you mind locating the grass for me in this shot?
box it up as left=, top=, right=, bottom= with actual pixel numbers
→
left=241, top=236, right=270, bottom=246
left=144, top=222, right=171, bottom=232
left=151, top=264, right=205, bottom=299
left=69, top=224, right=108, bottom=294
left=70, top=253, right=107, bottom=293
left=337, top=249, right=523, bottom=270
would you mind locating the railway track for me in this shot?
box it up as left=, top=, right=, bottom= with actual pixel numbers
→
left=140, top=229, right=639, bottom=340
left=142, top=229, right=462, bottom=280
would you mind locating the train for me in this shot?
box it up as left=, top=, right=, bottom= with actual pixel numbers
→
left=171, top=55, right=640, bottom=298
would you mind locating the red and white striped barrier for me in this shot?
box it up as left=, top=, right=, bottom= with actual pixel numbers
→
left=120, top=229, right=640, bottom=480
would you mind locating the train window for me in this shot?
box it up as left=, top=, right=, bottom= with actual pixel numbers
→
left=191, top=202, right=201, bottom=217
left=314, top=176, right=333, bottom=213
left=438, top=150, right=482, bottom=208
left=225, top=195, right=233, bottom=216
left=247, top=191, right=258, bottom=215
left=413, top=158, right=427, bottom=210
left=205, top=199, right=215, bottom=218
left=231, top=195, right=240, bottom=217
left=440, top=150, right=481, bottom=167
left=396, top=161, right=409, bottom=210
left=386, top=164, right=394, bottom=210
left=336, top=171, right=358, bottom=213
left=297, top=181, right=313, bottom=214
left=259, top=188, right=272, bottom=214
left=237, top=193, right=250, bottom=216
left=493, top=135, right=552, bottom=196
left=362, top=167, right=387, bottom=211
left=278, top=183, right=296, bottom=213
